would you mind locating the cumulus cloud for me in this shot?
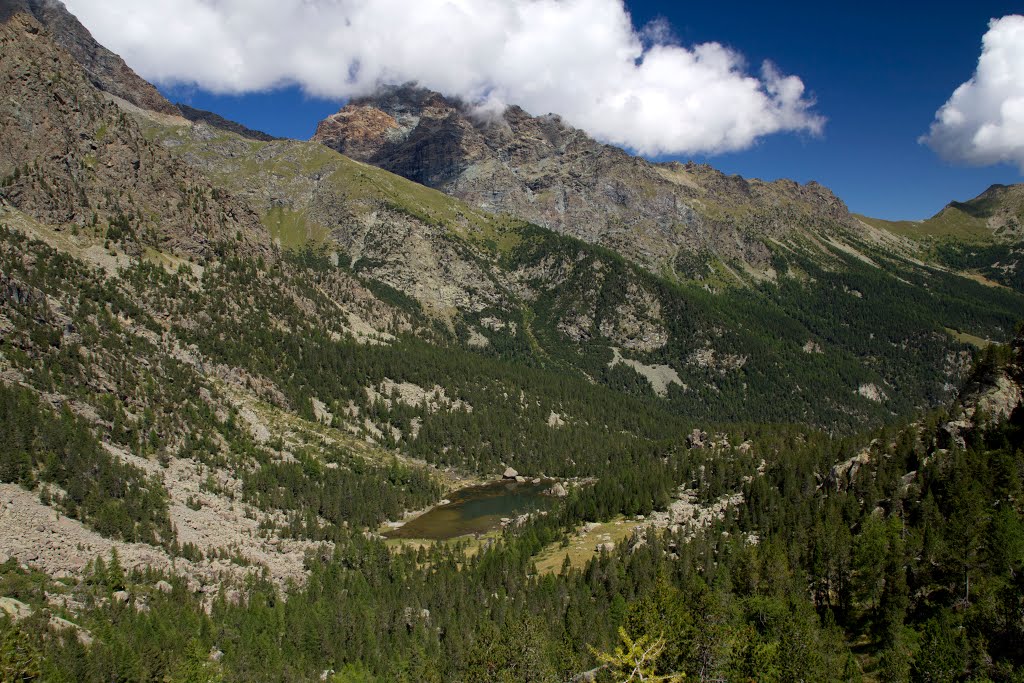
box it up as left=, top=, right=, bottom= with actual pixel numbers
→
left=922, top=15, right=1024, bottom=171
left=62, top=0, right=824, bottom=155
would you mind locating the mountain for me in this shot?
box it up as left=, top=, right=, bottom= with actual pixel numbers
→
left=859, top=184, right=1024, bottom=292
left=314, top=84, right=856, bottom=274
left=2, top=0, right=179, bottom=115
left=1, top=3, right=1023, bottom=681
left=143, top=108, right=1024, bottom=429
left=0, top=3, right=269, bottom=261
left=0, top=2, right=427, bottom=592
left=859, top=183, right=1024, bottom=243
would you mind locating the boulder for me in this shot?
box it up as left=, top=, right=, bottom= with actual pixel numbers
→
left=502, top=467, right=519, bottom=480
left=686, top=429, right=708, bottom=449
left=112, top=591, right=130, bottom=604
left=548, top=483, right=568, bottom=498
left=828, top=450, right=872, bottom=491
left=155, top=580, right=173, bottom=594
left=940, top=420, right=971, bottom=450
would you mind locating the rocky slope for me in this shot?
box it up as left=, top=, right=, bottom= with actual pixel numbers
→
left=0, top=7, right=271, bottom=262
left=2, top=0, right=178, bottom=115
left=0, top=3, right=444, bottom=593
left=0, top=6, right=1020, bottom=681
left=144, top=112, right=1024, bottom=430
left=314, top=84, right=857, bottom=273
left=1, top=0, right=1023, bottom=602
left=10, top=0, right=1016, bottom=431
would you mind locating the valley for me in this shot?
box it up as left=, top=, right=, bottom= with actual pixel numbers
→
left=0, top=1, right=1022, bottom=681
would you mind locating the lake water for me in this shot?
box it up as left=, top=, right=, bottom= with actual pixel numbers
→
left=385, top=480, right=553, bottom=540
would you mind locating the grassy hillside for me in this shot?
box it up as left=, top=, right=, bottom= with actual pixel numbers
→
left=858, top=183, right=1024, bottom=244
left=856, top=212, right=992, bottom=242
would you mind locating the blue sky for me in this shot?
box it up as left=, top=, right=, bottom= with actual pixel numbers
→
left=148, top=1, right=1023, bottom=220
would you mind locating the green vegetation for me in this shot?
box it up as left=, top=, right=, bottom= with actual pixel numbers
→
left=138, top=120, right=518, bottom=252
left=500, top=224, right=1023, bottom=430
left=3, top=192, right=1024, bottom=681
left=857, top=211, right=993, bottom=243
left=857, top=185, right=1023, bottom=295
left=263, top=207, right=329, bottom=250
left=0, top=225, right=448, bottom=539
left=6, top=16, right=1024, bottom=682
left=946, top=327, right=993, bottom=349
left=7, top=334, right=1022, bottom=680
left=932, top=241, right=1024, bottom=293
left=133, top=119, right=1024, bottom=436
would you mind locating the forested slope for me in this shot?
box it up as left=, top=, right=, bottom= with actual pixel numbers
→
left=0, top=3, right=1022, bottom=681
left=3, top=330, right=1021, bottom=681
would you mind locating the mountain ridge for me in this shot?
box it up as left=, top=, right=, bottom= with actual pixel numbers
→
left=313, top=84, right=858, bottom=274
left=176, top=103, right=280, bottom=142
left=2, top=0, right=179, bottom=116
left=858, top=182, right=1024, bottom=243
left=0, top=7, right=272, bottom=263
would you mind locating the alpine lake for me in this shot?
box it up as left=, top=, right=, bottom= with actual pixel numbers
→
left=384, top=479, right=555, bottom=540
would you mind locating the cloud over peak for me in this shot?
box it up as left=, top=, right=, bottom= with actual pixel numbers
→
left=922, top=15, right=1024, bottom=171
left=62, top=0, right=824, bottom=156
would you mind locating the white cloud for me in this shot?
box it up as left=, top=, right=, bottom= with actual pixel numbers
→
left=922, top=15, right=1024, bottom=171
left=62, top=0, right=824, bottom=155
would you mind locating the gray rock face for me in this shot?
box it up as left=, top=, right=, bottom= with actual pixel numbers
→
left=686, top=429, right=708, bottom=449
left=314, top=85, right=857, bottom=273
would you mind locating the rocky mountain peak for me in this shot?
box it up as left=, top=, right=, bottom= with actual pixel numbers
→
left=314, top=104, right=404, bottom=161
left=314, top=84, right=857, bottom=272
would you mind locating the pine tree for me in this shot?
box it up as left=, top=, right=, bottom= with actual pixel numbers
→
left=0, top=619, right=42, bottom=683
